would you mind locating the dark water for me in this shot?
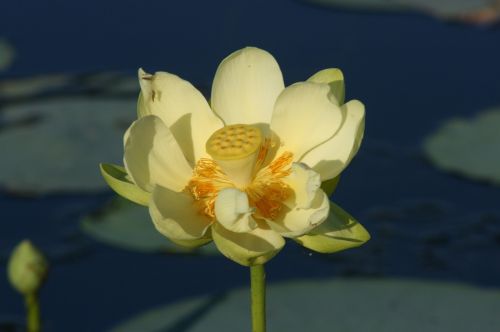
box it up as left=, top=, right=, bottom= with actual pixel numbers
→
left=1, top=0, right=500, bottom=331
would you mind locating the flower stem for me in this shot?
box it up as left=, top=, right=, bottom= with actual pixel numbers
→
left=25, top=292, right=41, bottom=332
left=250, top=264, right=266, bottom=332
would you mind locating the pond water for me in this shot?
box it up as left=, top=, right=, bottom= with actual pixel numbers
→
left=0, top=0, right=500, bottom=331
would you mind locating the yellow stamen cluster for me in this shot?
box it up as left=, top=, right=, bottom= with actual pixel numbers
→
left=186, top=159, right=233, bottom=218
left=246, top=152, right=293, bottom=220
left=187, top=124, right=294, bottom=222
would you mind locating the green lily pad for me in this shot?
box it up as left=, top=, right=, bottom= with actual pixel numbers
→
left=303, top=0, right=496, bottom=21
left=100, top=75, right=139, bottom=95
left=81, top=197, right=218, bottom=255
left=0, top=74, right=74, bottom=99
left=0, top=98, right=136, bottom=194
left=109, top=278, right=500, bottom=332
left=79, top=72, right=137, bottom=95
left=423, top=108, right=500, bottom=185
left=0, top=38, right=15, bottom=72
left=0, top=72, right=139, bottom=101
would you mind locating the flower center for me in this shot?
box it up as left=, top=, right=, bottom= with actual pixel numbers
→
left=205, top=124, right=263, bottom=187
left=187, top=124, right=293, bottom=221
left=206, top=124, right=262, bottom=161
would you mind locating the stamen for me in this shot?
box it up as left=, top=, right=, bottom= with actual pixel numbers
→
left=186, top=158, right=233, bottom=218
left=267, top=152, right=293, bottom=176
left=246, top=152, right=294, bottom=220
left=254, top=138, right=271, bottom=171
left=188, top=124, right=294, bottom=222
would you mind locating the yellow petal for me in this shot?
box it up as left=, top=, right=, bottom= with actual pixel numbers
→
left=215, top=188, right=257, bottom=233
left=270, top=82, right=343, bottom=161
left=268, top=190, right=329, bottom=238
left=212, top=223, right=285, bottom=266
left=211, top=47, right=284, bottom=126
left=124, top=115, right=193, bottom=192
left=190, top=104, right=224, bottom=161
left=137, top=68, right=222, bottom=164
left=283, top=163, right=321, bottom=209
left=99, top=163, right=150, bottom=206
left=136, top=92, right=148, bottom=118
left=300, top=100, right=365, bottom=181
left=149, top=185, right=212, bottom=241
left=295, top=201, right=370, bottom=253
left=307, top=68, right=345, bottom=105
left=168, top=236, right=213, bottom=249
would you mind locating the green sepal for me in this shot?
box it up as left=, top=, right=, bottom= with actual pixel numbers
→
left=295, top=201, right=370, bottom=253
left=307, top=68, right=345, bottom=105
left=99, top=163, right=150, bottom=206
left=321, top=176, right=340, bottom=196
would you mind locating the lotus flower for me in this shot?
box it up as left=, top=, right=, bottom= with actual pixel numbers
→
left=101, top=47, right=369, bottom=266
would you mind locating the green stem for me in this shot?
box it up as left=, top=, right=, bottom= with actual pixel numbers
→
left=250, top=264, right=266, bottom=332
left=25, top=293, right=41, bottom=332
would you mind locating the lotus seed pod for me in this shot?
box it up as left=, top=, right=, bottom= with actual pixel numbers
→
left=206, top=124, right=262, bottom=160
left=206, top=124, right=263, bottom=187
left=7, top=240, right=48, bottom=295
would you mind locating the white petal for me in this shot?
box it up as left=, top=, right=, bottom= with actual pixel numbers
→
left=270, top=82, right=343, bottom=161
left=136, top=92, right=149, bottom=118
left=307, top=68, right=345, bottom=105
left=300, top=100, right=365, bottom=181
left=212, top=222, right=285, bottom=266
left=124, top=115, right=193, bottom=192
left=190, top=104, right=224, bottom=161
left=138, top=69, right=222, bottom=164
left=211, top=47, right=284, bottom=126
left=283, top=163, right=321, bottom=209
left=215, top=188, right=257, bottom=233
left=149, top=185, right=212, bottom=241
left=267, top=190, right=330, bottom=238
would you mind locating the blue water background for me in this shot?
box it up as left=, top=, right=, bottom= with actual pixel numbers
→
left=1, top=0, right=500, bottom=331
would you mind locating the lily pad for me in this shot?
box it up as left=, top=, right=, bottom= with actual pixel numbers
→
left=0, top=38, right=15, bottom=72
left=423, top=108, right=500, bottom=185
left=78, top=72, right=137, bottom=95
left=302, top=0, right=499, bottom=23
left=81, top=197, right=218, bottom=255
left=0, top=71, right=140, bottom=101
left=0, top=98, right=136, bottom=194
left=106, top=76, right=140, bottom=95
left=0, top=74, right=74, bottom=100
left=109, top=278, right=500, bottom=332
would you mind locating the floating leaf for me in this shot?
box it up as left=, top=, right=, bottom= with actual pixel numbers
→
left=0, top=38, right=15, bottom=72
left=79, top=72, right=139, bottom=95
left=0, top=72, right=139, bottom=101
left=104, top=75, right=140, bottom=95
left=109, top=278, right=500, bottom=332
left=81, top=197, right=218, bottom=255
left=0, top=74, right=74, bottom=99
left=0, top=98, right=136, bottom=194
left=302, top=0, right=498, bottom=23
left=423, top=108, right=500, bottom=185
